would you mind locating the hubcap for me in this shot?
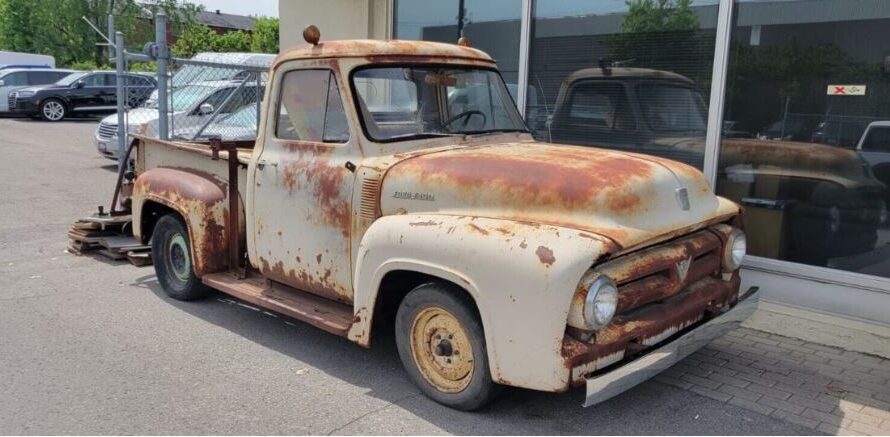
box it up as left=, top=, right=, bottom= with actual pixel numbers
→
left=166, top=233, right=191, bottom=282
left=409, top=306, right=475, bottom=393
left=43, top=101, right=64, bottom=120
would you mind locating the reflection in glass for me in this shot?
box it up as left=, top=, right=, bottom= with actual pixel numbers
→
left=527, top=0, right=719, bottom=169
left=718, top=0, right=890, bottom=276
left=394, top=0, right=522, bottom=84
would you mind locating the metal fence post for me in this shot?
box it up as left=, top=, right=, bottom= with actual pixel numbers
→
left=155, top=12, right=169, bottom=141
left=115, top=31, right=126, bottom=170
left=107, top=15, right=115, bottom=60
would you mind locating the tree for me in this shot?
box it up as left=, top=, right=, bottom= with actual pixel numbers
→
left=608, top=0, right=708, bottom=88
left=251, top=17, right=279, bottom=54
left=211, top=30, right=252, bottom=52
left=620, top=0, right=699, bottom=34
left=170, top=22, right=215, bottom=57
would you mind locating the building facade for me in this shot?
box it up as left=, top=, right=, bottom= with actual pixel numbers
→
left=280, top=0, right=890, bottom=327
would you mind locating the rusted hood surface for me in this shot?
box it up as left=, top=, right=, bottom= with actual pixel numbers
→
left=380, top=141, right=739, bottom=249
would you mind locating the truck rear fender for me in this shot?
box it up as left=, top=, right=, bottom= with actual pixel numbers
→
left=350, top=214, right=616, bottom=392
left=133, top=167, right=243, bottom=277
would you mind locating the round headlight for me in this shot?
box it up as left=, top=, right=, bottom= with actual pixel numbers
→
left=723, top=229, right=746, bottom=271
left=584, top=275, right=618, bottom=329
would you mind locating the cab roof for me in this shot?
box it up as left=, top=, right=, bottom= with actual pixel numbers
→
left=275, top=39, right=494, bottom=66
left=564, top=67, right=695, bottom=85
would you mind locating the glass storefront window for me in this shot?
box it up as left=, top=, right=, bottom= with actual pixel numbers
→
left=717, top=0, right=890, bottom=276
left=526, top=0, right=720, bottom=169
left=394, top=0, right=522, bottom=86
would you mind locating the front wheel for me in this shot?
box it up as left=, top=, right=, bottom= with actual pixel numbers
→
left=151, top=214, right=210, bottom=301
left=39, top=98, right=66, bottom=121
left=395, top=282, right=500, bottom=410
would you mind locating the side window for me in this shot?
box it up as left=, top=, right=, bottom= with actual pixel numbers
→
left=863, top=127, right=890, bottom=153
left=27, top=71, right=58, bottom=84
left=276, top=69, right=349, bottom=143
left=202, top=88, right=232, bottom=112
left=80, top=74, right=105, bottom=87
left=566, top=82, right=636, bottom=130
left=105, top=74, right=117, bottom=86
left=1, top=72, right=28, bottom=86
left=219, top=86, right=263, bottom=114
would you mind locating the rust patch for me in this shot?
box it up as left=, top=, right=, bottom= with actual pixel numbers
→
left=467, top=223, right=489, bottom=236
left=519, top=240, right=527, bottom=249
left=535, top=246, right=555, bottom=267
left=316, top=253, right=323, bottom=264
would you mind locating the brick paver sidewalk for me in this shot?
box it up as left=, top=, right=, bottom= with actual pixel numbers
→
left=656, top=327, right=890, bottom=435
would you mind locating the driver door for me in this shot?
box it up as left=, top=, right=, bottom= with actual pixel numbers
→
left=251, top=68, right=358, bottom=304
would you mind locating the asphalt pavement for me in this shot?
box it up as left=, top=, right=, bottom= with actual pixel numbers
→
left=0, top=117, right=815, bottom=435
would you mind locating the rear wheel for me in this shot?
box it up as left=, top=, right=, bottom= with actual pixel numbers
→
left=151, top=214, right=210, bottom=301
left=39, top=98, right=66, bottom=121
left=395, top=282, right=499, bottom=410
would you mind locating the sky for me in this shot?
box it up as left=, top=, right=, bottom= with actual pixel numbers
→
left=193, top=0, right=278, bottom=18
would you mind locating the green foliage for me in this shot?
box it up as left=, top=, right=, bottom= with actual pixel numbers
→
left=67, top=60, right=100, bottom=71
left=251, top=17, right=279, bottom=54
left=129, top=61, right=157, bottom=72
left=621, top=0, right=699, bottom=34
left=211, top=30, right=252, bottom=52
left=171, top=22, right=216, bottom=57
left=0, top=0, right=279, bottom=68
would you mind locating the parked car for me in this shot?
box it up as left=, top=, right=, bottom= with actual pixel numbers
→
left=546, top=67, right=887, bottom=265
left=7, top=71, right=156, bottom=121
left=0, top=68, right=74, bottom=112
left=122, top=36, right=757, bottom=410
left=856, top=121, right=890, bottom=204
left=95, top=80, right=263, bottom=159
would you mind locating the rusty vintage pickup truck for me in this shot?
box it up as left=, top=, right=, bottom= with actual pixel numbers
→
left=124, top=28, right=758, bottom=410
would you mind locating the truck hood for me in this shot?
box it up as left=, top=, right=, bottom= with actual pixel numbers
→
left=653, top=136, right=881, bottom=190
left=380, top=141, right=739, bottom=249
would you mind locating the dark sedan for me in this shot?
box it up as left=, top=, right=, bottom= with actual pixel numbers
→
left=7, top=71, right=156, bottom=121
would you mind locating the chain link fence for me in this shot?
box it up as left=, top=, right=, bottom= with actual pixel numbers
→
left=96, top=13, right=272, bottom=165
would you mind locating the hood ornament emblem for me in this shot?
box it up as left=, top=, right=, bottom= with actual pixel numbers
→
left=675, top=187, right=690, bottom=211
left=676, top=257, right=692, bottom=282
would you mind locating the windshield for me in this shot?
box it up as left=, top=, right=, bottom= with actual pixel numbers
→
left=637, top=84, right=707, bottom=133
left=218, top=104, right=257, bottom=127
left=160, top=85, right=218, bottom=111
left=56, top=72, right=88, bottom=86
left=351, top=66, right=527, bottom=141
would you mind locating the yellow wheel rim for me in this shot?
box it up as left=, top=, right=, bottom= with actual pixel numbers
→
left=409, top=306, right=475, bottom=393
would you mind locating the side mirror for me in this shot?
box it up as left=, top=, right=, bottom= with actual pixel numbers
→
left=198, top=103, right=215, bottom=115
left=73, top=80, right=85, bottom=89
left=0, top=79, right=5, bottom=87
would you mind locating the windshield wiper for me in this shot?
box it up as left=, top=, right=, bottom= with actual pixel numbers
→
left=460, top=128, right=530, bottom=136
left=387, top=132, right=461, bottom=141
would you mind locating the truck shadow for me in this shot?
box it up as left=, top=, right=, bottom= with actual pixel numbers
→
left=131, top=274, right=815, bottom=435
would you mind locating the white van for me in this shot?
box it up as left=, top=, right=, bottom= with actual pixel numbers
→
left=0, top=51, right=55, bottom=69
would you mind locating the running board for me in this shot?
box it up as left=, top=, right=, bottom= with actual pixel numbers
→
left=202, top=272, right=353, bottom=337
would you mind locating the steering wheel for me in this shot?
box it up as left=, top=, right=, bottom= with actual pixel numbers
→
left=442, top=110, right=487, bottom=130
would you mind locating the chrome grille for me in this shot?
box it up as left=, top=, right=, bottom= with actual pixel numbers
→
left=7, top=94, right=16, bottom=110
left=97, top=122, right=118, bottom=140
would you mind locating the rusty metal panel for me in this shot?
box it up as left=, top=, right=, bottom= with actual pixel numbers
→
left=350, top=214, right=614, bottom=392
left=379, top=141, right=739, bottom=250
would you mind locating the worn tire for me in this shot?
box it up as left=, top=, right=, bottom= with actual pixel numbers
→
left=395, top=282, right=500, bottom=410
left=151, top=214, right=210, bottom=301
left=39, top=98, right=66, bottom=121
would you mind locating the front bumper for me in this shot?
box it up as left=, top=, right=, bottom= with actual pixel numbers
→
left=7, top=98, right=38, bottom=114
left=583, top=286, right=760, bottom=407
left=95, top=131, right=120, bottom=160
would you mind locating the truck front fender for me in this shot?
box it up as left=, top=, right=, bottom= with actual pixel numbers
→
left=133, top=167, right=233, bottom=277
left=349, top=214, right=616, bottom=392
